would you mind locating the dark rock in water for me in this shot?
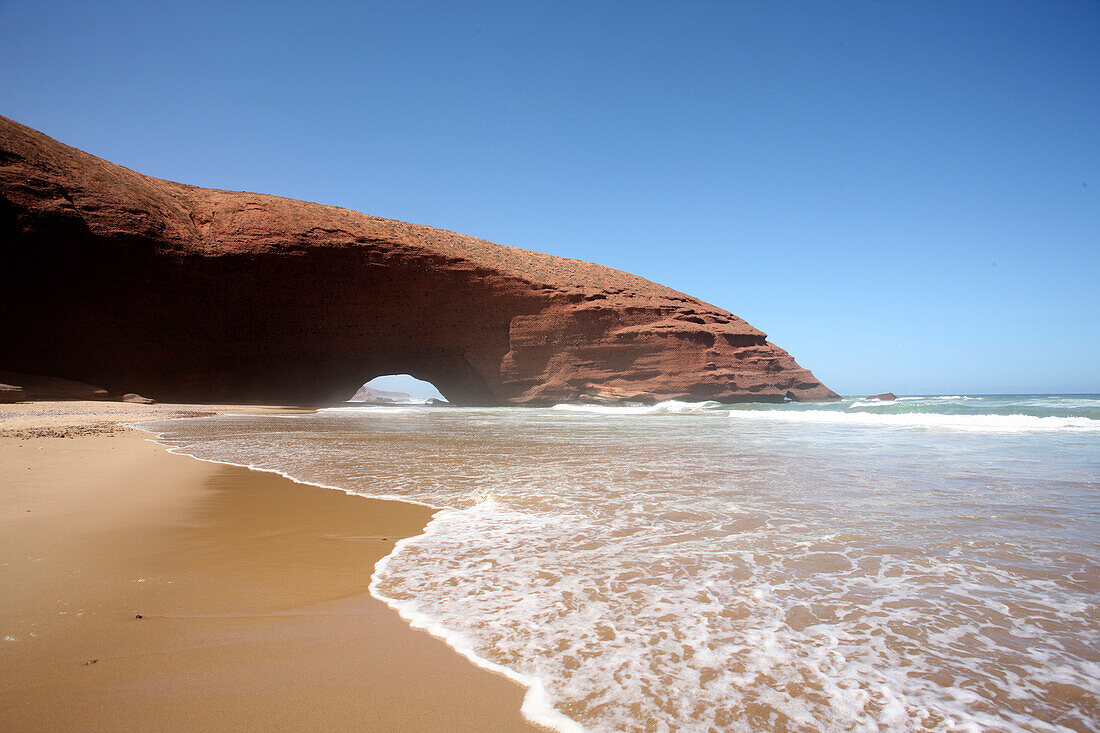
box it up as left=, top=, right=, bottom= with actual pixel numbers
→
left=0, top=115, right=839, bottom=406
left=0, top=384, right=25, bottom=403
left=0, top=371, right=109, bottom=401
left=122, top=393, right=156, bottom=404
left=425, top=398, right=452, bottom=406
left=867, top=393, right=898, bottom=401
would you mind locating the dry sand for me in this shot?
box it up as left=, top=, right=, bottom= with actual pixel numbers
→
left=0, top=402, right=544, bottom=732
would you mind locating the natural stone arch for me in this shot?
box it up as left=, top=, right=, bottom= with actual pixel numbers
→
left=0, top=116, right=838, bottom=406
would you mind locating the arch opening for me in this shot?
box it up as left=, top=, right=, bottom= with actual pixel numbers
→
left=348, top=374, right=448, bottom=405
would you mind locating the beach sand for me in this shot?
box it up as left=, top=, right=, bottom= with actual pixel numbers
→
left=0, top=402, right=543, bottom=732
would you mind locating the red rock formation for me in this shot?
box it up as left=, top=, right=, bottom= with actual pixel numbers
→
left=0, top=116, right=838, bottom=405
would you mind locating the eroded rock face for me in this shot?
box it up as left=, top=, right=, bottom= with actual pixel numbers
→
left=0, top=116, right=838, bottom=405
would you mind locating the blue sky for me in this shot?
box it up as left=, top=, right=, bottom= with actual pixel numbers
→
left=2, top=0, right=1096, bottom=395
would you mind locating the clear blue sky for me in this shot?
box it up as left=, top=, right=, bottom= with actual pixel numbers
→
left=2, top=0, right=1096, bottom=395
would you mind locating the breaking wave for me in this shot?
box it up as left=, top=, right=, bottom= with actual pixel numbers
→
left=138, top=395, right=1100, bottom=732
left=551, top=395, right=1100, bottom=432
left=727, top=407, right=1100, bottom=432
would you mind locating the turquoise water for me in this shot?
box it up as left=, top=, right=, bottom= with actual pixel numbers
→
left=142, top=395, right=1100, bottom=732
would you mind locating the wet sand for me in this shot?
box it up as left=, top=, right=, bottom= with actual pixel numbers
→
left=0, top=403, right=543, bottom=732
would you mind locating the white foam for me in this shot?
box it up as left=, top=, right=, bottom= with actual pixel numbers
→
left=847, top=400, right=891, bottom=408
left=873, top=395, right=974, bottom=402
left=133, top=407, right=1100, bottom=733
left=727, top=408, right=1100, bottom=432
left=319, top=405, right=416, bottom=414
left=551, top=400, right=721, bottom=415
left=128, top=420, right=583, bottom=733
left=371, top=509, right=587, bottom=733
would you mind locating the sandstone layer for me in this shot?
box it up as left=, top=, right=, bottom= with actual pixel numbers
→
left=0, top=116, right=838, bottom=406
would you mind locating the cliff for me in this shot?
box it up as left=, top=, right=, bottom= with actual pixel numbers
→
left=0, top=116, right=838, bottom=405
left=350, top=385, right=413, bottom=403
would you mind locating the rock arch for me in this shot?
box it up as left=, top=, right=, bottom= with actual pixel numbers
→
left=0, top=116, right=838, bottom=406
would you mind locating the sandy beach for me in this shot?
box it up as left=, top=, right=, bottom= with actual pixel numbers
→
left=0, top=402, right=543, bottom=732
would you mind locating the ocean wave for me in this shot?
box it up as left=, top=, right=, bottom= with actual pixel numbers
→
left=550, top=398, right=1100, bottom=429
left=1019, top=396, right=1100, bottom=409
left=551, top=400, right=723, bottom=415
left=137, top=405, right=1100, bottom=732
left=728, top=409, right=1100, bottom=432
left=371, top=506, right=587, bottom=733
left=848, top=397, right=966, bottom=408
left=318, top=405, right=416, bottom=415
left=852, top=396, right=977, bottom=406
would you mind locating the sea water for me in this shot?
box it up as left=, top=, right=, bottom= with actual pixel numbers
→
left=141, top=395, right=1100, bottom=732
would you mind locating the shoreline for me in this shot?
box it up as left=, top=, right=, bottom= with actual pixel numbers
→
left=135, top=416, right=583, bottom=733
left=0, top=401, right=547, bottom=732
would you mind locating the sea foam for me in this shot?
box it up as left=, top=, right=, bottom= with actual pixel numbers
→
left=138, top=398, right=1100, bottom=732
left=550, top=398, right=1100, bottom=431
left=727, top=407, right=1100, bottom=432
left=550, top=400, right=722, bottom=415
